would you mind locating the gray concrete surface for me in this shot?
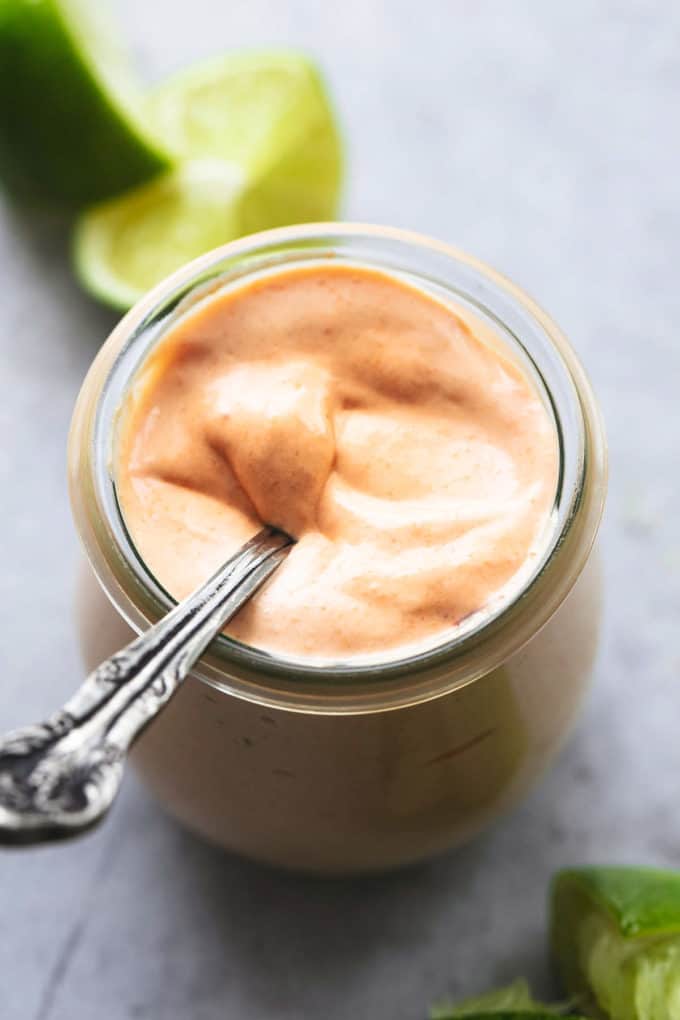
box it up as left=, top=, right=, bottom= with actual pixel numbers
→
left=1, top=2, right=679, bottom=1017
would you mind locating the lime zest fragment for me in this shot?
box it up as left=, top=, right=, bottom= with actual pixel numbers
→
left=431, top=978, right=579, bottom=1019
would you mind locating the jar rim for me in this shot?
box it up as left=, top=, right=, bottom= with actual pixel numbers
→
left=68, top=222, right=607, bottom=715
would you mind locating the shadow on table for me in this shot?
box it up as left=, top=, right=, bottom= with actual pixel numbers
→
left=158, top=812, right=539, bottom=1015
left=1, top=196, right=119, bottom=351
left=185, top=831, right=470, bottom=1008
left=131, top=716, right=603, bottom=1014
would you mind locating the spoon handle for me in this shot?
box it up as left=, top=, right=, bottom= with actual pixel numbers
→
left=0, top=527, right=292, bottom=846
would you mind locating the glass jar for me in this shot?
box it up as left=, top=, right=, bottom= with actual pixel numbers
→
left=69, top=224, right=607, bottom=874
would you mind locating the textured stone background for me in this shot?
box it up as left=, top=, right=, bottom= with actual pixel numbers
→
left=1, top=2, right=679, bottom=1017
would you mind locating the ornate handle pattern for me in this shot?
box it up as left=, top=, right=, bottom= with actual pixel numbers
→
left=0, top=527, right=292, bottom=845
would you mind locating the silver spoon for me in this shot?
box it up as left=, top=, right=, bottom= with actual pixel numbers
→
left=0, top=526, right=293, bottom=846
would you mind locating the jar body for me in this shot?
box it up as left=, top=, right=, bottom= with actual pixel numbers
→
left=77, top=549, right=601, bottom=874
left=69, top=224, right=607, bottom=875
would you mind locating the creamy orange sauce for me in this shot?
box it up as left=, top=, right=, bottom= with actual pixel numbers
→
left=116, top=264, right=558, bottom=662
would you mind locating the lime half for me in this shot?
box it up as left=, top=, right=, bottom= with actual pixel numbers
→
left=0, top=0, right=170, bottom=205
left=551, top=867, right=680, bottom=1019
left=73, top=50, right=343, bottom=309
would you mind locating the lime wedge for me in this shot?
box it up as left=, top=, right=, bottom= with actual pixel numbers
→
left=431, top=978, right=577, bottom=1019
left=145, top=49, right=343, bottom=228
left=551, top=867, right=680, bottom=1019
left=0, top=0, right=170, bottom=205
left=73, top=160, right=245, bottom=309
left=73, top=50, right=343, bottom=309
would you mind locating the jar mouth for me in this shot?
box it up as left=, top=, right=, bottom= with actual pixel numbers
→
left=68, top=223, right=607, bottom=714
